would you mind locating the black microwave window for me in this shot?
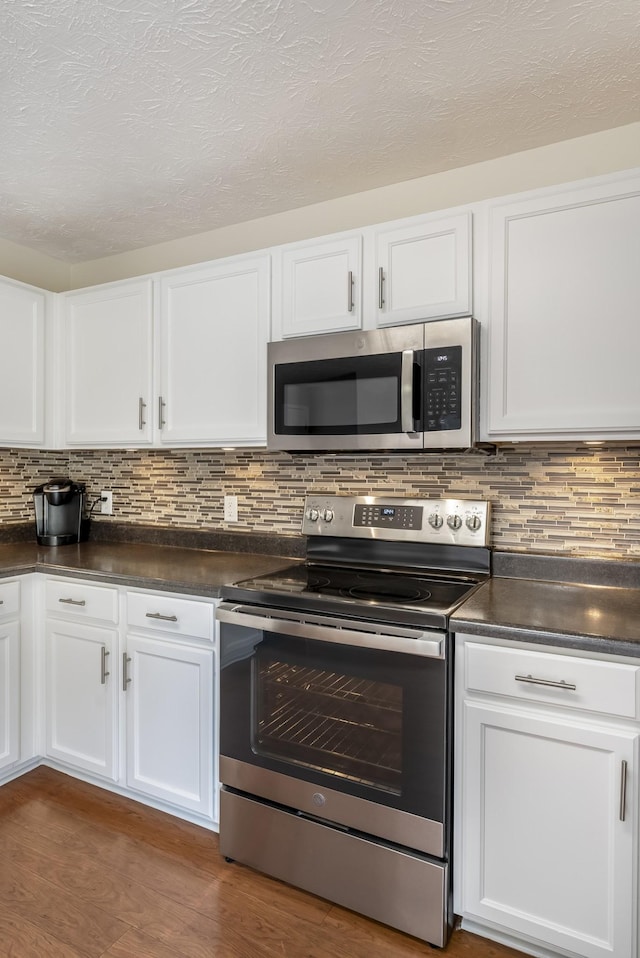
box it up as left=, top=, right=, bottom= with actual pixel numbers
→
left=275, top=353, right=410, bottom=436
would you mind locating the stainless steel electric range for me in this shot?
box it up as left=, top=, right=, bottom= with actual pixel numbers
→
left=217, top=494, right=491, bottom=947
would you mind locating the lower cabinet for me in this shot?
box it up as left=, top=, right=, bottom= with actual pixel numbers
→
left=455, top=634, right=639, bottom=958
left=45, top=619, right=118, bottom=781
left=43, top=576, right=217, bottom=824
left=0, top=619, right=20, bottom=770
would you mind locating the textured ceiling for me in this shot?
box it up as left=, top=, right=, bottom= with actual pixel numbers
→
left=2, top=0, right=640, bottom=263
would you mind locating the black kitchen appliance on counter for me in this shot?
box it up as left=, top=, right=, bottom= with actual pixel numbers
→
left=217, top=493, right=491, bottom=948
left=33, top=478, right=88, bottom=546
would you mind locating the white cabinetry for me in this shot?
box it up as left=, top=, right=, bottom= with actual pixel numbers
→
left=272, top=210, right=472, bottom=340
left=456, top=635, right=639, bottom=958
left=0, top=276, right=47, bottom=446
left=124, top=590, right=215, bottom=819
left=63, top=279, right=154, bottom=446
left=0, top=581, right=21, bottom=770
left=44, top=578, right=119, bottom=781
left=486, top=172, right=640, bottom=440
left=158, top=254, right=270, bottom=445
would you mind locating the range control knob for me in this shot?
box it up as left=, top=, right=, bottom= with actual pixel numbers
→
left=428, top=513, right=443, bottom=529
left=308, top=508, right=319, bottom=521
left=323, top=509, right=334, bottom=522
left=466, top=514, right=482, bottom=532
left=447, top=514, right=462, bottom=530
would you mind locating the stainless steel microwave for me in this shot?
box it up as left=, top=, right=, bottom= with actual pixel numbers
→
left=267, top=317, right=481, bottom=453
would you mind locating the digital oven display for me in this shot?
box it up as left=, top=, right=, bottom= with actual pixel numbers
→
left=354, top=504, right=422, bottom=530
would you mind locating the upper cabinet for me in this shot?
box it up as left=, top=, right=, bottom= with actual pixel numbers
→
left=63, top=279, right=154, bottom=446
left=374, top=211, right=472, bottom=327
left=0, top=277, right=47, bottom=446
left=271, top=210, right=472, bottom=340
left=485, top=172, right=640, bottom=441
left=157, top=254, right=270, bottom=446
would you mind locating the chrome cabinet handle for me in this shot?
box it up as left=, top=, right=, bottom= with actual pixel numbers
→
left=158, top=396, right=166, bottom=429
left=620, top=760, right=628, bottom=822
left=0, top=600, right=3, bottom=605
left=139, top=397, right=146, bottom=430
left=378, top=266, right=385, bottom=309
left=59, top=597, right=86, bottom=607
left=145, top=612, right=178, bottom=622
left=347, top=270, right=354, bottom=313
left=123, top=653, right=132, bottom=692
left=515, top=673, right=577, bottom=691
left=400, top=349, right=415, bottom=434
left=100, top=646, right=110, bottom=685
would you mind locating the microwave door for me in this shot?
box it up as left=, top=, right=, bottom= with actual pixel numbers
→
left=423, top=316, right=477, bottom=450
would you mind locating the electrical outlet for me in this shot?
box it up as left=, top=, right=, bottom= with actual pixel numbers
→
left=101, top=491, right=113, bottom=515
left=224, top=495, right=238, bottom=522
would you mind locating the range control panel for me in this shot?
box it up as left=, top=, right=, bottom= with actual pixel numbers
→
left=302, top=495, right=490, bottom=547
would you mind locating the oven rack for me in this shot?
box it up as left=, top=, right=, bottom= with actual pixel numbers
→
left=261, top=661, right=402, bottom=713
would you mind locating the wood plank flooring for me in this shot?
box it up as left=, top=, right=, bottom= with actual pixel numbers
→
left=0, top=767, right=526, bottom=958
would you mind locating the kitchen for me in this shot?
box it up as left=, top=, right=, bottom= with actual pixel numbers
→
left=1, top=2, right=640, bottom=957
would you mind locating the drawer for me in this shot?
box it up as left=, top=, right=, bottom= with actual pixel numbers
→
left=465, top=642, right=640, bottom=719
left=45, top=578, right=118, bottom=624
left=0, top=580, right=20, bottom=618
left=126, top=591, right=214, bottom=641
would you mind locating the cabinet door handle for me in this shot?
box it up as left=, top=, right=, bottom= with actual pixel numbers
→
left=347, top=270, right=354, bottom=313
left=378, top=267, right=385, bottom=309
left=145, top=611, right=178, bottom=622
left=515, top=673, right=577, bottom=691
left=123, top=653, right=132, bottom=692
left=158, top=396, right=166, bottom=429
left=59, top=597, right=86, bottom=607
left=619, top=760, right=628, bottom=822
left=100, top=646, right=110, bottom=685
left=139, top=397, right=146, bottom=430
left=0, top=600, right=3, bottom=605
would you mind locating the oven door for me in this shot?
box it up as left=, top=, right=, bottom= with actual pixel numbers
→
left=218, top=602, right=450, bottom=857
left=267, top=325, right=424, bottom=451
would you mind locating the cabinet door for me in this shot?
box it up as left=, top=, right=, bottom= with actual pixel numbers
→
left=278, top=235, right=362, bottom=338
left=460, top=701, right=638, bottom=958
left=158, top=255, right=270, bottom=445
left=124, top=634, right=213, bottom=817
left=64, top=279, right=153, bottom=445
left=375, top=212, right=471, bottom=326
left=0, top=621, right=20, bottom=769
left=0, top=278, right=45, bottom=446
left=45, top=620, right=118, bottom=781
left=487, top=175, right=640, bottom=439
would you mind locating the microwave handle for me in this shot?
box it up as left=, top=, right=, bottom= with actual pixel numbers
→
left=401, top=349, right=415, bottom=433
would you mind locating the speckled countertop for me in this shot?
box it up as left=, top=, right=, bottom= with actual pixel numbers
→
left=0, top=540, right=298, bottom=597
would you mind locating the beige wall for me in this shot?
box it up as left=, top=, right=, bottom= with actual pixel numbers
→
left=69, top=121, right=640, bottom=289
left=0, top=237, right=70, bottom=293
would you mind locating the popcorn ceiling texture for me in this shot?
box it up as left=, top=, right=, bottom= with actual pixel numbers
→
left=3, top=0, right=640, bottom=261
left=1, top=446, right=638, bottom=559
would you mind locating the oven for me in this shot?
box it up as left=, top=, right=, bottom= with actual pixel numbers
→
left=218, top=495, right=491, bottom=947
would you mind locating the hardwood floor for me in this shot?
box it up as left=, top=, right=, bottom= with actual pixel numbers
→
left=0, top=768, right=525, bottom=958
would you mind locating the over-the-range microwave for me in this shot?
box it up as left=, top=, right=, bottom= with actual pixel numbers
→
left=267, top=317, right=482, bottom=453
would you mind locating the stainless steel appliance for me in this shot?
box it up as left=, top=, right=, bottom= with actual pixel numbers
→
left=33, top=478, right=87, bottom=546
left=218, top=494, right=491, bottom=947
left=267, top=317, right=483, bottom=453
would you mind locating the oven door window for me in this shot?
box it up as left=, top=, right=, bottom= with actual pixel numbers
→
left=274, top=352, right=420, bottom=436
left=220, top=625, right=448, bottom=823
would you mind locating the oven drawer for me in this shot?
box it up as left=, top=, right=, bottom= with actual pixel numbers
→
left=45, top=578, right=118, bottom=624
left=126, top=591, right=213, bottom=641
left=464, top=642, right=640, bottom=720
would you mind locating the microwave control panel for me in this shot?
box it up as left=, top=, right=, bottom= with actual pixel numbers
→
left=424, top=345, right=462, bottom=432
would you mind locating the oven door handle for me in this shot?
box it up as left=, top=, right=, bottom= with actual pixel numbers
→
left=216, top=602, right=445, bottom=659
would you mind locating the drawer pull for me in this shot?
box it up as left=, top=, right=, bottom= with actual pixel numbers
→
left=59, top=598, right=86, bottom=607
left=620, top=760, right=628, bottom=822
left=100, top=647, right=110, bottom=685
left=515, top=673, right=577, bottom=691
left=123, top=653, right=132, bottom=691
left=145, top=612, right=178, bottom=622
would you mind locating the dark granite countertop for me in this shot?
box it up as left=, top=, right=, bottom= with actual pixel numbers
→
left=0, top=540, right=298, bottom=598
left=452, top=576, right=640, bottom=657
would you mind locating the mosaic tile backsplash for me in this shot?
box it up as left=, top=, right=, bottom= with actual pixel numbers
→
left=2, top=445, right=639, bottom=558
